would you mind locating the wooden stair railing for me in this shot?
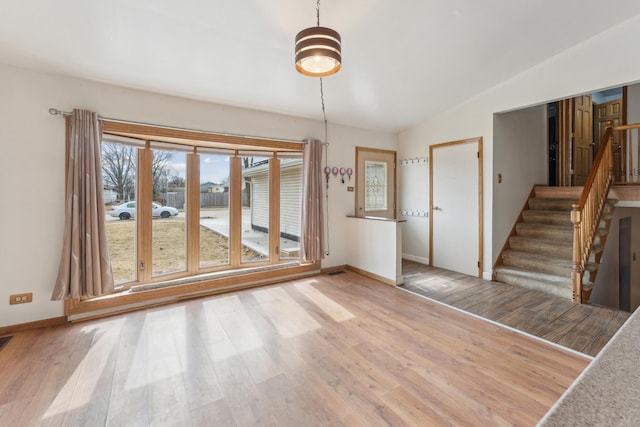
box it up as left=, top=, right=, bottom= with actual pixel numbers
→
left=570, top=125, right=614, bottom=302
left=570, top=122, right=640, bottom=302
left=617, top=123, right=640, bottom=184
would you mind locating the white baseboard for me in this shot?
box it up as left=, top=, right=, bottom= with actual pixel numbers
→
left=483, top=271, right=493, bottom=281
left=402, top=254, right=429, bottom=265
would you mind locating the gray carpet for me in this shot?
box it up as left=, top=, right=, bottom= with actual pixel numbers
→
left=538, top=308, right=640, bottom=426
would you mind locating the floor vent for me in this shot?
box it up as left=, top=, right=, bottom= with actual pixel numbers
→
left=0, top=336, right=13, bottom=352
left=327, top=270, right=346, bottom=276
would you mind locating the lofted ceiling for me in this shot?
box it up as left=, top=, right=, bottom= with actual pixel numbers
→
left=1, top=1, right=640, bottom=133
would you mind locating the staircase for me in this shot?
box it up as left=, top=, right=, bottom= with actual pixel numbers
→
left=493, top=186, right=616, bottom=300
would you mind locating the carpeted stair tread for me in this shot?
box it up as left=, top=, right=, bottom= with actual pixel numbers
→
left=515, top=222, right=573, bottom=241
left=503, top=249, right=599, bottom=276
left=521, top=209, right=572, bottom=226
left=533, top=186, right=583, bottom=199
left=492, top=186, right=616, bottom=301
left=502, top=249, right=573, bottom=276
left=508, top=236, right=573, bottom=258
left=494, top=266, right=572, bottom=299
left=528, top=198, right=578, bottom=211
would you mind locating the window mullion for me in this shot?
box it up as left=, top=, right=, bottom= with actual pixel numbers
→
left=269, top=156, right=280, bottom=261
left=229, top=155, right=242, bottom=267
left=186, top=152, right=200, bottom=273
left=137, top=143, right=153, bottom=282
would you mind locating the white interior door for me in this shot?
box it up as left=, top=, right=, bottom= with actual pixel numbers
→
left=431, top=140, right=480, bottom=277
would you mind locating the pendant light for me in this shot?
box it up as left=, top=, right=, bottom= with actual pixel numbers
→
left=295, top=0, right=341, bottom=77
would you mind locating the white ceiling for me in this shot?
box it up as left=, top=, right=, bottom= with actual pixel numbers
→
left=1, top=1, right=640, bottom=133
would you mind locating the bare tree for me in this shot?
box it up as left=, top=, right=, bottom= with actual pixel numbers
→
left=152, top=150, right=173, bottom=199
left=102, top=144, right=136, bottom=201
left=102, top=144, right=174, bottom=203
left=168, top=174, right=186, bottom=189
left=242, top=157, right=254, bottom=169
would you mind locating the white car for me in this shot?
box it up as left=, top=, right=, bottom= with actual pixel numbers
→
left=109, top=201, right=179, bottom=220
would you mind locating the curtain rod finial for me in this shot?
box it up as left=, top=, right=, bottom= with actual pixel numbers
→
left=49, top=108, right=71, bottom=116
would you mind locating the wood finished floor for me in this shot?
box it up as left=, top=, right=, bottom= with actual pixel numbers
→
left=0, top=271, right=590, bottom=427
left=401, top=260, right=631, bottom=357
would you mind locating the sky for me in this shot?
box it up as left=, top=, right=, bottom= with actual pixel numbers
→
left=166, top=152, right=230, bottom=184
left=163, top=151, right=273, bottom=185
left=201, top=154, right=230, bottom=183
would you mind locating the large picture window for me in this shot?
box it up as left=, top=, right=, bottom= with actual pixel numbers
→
left=100, top=125, right=304, bottom=290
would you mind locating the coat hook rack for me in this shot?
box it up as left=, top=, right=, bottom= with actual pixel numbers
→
left=399, top=157, right=428, bottom=166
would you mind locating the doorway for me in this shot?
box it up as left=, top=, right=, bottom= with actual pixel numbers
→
left=429, top=137, right=483, bottom=277
left=548, top=86, right=626, bottom=186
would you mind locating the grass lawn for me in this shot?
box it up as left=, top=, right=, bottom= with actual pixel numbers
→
left=106, top=218, right=260, bottom=285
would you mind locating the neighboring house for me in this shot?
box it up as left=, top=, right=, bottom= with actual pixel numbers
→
left=200, top=182, right=226, bottom=193
left=242, top=158, right=302, bottom=242
left=103, top=187, right=118, bottom=203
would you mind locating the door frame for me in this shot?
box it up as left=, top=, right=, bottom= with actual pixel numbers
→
left=552, top=87, right=627, bottom=186
left=429, top=136, right=483, bottom=278
left=355, top=146, right=397, bottom=219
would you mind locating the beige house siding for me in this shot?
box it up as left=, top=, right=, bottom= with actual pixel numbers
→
left=280, top=164, right=302, bottom=240
left=249, top=173, right=270, bottom=230
left=243, top=159, right=302, bottom=241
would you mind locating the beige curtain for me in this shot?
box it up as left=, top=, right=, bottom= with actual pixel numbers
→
left=301, top=139, right=325, bottom=262
left=52, top=109, right=114, bottom=300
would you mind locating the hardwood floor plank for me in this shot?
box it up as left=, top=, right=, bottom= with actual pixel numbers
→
left=105, top=314, right=150, bottom=427
left=292, top=279, right=356, bottom=322
left=181, top=306, right=225, bottom=409
left=352, top=341, right=513, bottom=426
left=213, top=356, right=266, bottom=426
left=311, top=353, right=409, bottom=427
left=191, top=398, right=236, bottom=427
left=251, top=286, right=321, bottom=338
left=145, top=307, right=193, bottom=426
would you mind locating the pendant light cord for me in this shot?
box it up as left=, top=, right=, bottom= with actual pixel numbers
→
left=321, top=76, right=330, bottom=257
left=316, top=0, right=330, bottom=256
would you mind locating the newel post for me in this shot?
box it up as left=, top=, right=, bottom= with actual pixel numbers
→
left=570, top=205, right=583, bottom=303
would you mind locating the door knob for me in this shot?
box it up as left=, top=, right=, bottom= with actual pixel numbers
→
left=433, top=206, right=442, bottom=211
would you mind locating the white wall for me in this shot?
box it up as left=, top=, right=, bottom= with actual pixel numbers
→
left=346, top=218, right=403, bottom=285
left=397, top=159, right=429, bottom=263
left=492, top=105, right=548, bottom=261
left=399, top=15, right=640, bottom=278
left=0, top=64, right=396, bottom=327
left=628, top=84, right=640, bottom=122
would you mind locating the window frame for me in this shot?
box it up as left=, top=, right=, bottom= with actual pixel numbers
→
left=66, top=120, right=319, bottom=317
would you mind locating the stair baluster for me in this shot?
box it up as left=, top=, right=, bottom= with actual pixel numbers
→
left=570, top=124, right=614, bottom=302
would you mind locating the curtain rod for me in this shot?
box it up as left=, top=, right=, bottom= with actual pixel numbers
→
left=47, top=108, right=319, bottom=145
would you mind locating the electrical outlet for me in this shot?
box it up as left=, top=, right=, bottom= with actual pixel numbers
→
left=9, top=293, right=33, bottom=305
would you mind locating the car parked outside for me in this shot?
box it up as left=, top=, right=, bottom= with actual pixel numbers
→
left=109, top=201, right=179, bottom=220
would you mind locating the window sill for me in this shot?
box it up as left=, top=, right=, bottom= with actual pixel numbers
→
left=66, top=261, right=320, bottom=322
